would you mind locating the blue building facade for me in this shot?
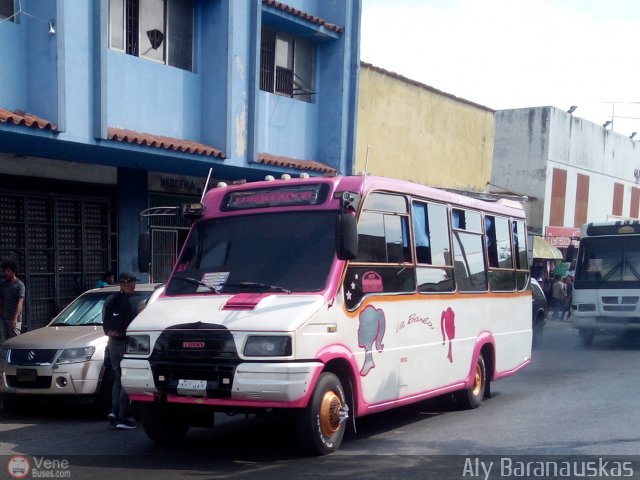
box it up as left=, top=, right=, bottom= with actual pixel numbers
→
left=0, top=0, right=361, bottom=328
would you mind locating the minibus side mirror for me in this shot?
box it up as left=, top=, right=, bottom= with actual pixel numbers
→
left=337, top=213, right=358, bottom=260
left=138, top=232, right=151, bottom=273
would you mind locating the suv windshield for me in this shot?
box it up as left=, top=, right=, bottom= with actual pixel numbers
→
left=575, top=236, right=640, bottom=289
left=50, top=291, right=152, bottom=326
left=166, top=211, right=337, bottom=295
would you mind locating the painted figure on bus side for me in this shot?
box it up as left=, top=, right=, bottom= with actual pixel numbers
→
left=357, top=305, right=386, bottom=376
left=441, top=307, right=456, bottom=363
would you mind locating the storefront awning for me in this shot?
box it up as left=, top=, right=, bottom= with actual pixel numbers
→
left=533, top=236, right=563, bottom=260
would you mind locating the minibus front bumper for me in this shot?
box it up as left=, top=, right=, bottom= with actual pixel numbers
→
left=572, top=313, right=640, bottom=331
left=121, top=358, right=324, bottom=405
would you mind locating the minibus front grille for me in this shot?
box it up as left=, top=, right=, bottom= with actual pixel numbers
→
left=150, top=325, right=240, bottom=362
left=149, top=324, right=240, bottom=398
left=602, top=306, right=637, bottom=312
left=601, top=296, right=639, bottom=305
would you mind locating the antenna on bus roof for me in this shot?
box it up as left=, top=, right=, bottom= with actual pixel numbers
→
left=363, top=145, right=371, bottom=176
left=201, top=168, right=213, bottom=202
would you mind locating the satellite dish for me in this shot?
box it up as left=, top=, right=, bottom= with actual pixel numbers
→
left=146, top=29, right=164, bottom=50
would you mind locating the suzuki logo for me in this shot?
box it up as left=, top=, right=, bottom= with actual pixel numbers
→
left=26, top=351, right=36, bottom=361
left=182, top=341, right=205, bottom=349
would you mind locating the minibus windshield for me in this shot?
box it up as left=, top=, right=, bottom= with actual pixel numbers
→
left=166, top=211, right=337, bottom=295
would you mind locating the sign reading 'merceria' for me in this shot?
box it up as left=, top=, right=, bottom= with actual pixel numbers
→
left=148, top=172, right=207, bottom=195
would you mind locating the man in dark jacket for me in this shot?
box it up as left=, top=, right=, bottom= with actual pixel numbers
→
left=103, top=272, right=145, bottom=430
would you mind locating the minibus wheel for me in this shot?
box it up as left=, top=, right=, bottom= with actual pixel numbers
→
left=456, top=353, right=486, bottom=409
left=141, top=403, right=189, bottom=444
left=297, top=372, right=348, bottom=455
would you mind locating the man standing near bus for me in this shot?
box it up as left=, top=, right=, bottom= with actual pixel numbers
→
left=550, top=274, right=567, bottom=320
left=563, top=275, right=574, bottom=321
left=103, top=272, right=145, bottom=430
left=0, top=260, right=25, bottom=343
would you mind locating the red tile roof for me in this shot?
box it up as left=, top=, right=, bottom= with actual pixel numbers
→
left=256, top=153, right=337, bottom=175
left=0, top=108, right=58, bottom=131
left=262, top=0, right=343, bottom=33
left=107, top=128, right=226, bottom=159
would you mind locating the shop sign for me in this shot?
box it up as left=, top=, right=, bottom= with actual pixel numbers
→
left=545, top=226, right=581, bottom=247
left=148, top=173, right=207, bottom=195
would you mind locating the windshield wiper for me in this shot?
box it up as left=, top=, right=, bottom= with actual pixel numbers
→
left=171, top=276, right=220, bottom=294
left=601, top=261, right=622, bottom=281
left=219, top=282, right=291, bottom=294
left=624, top=260, right=640, bottom=281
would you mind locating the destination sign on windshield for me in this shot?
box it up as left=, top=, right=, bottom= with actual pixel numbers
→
left=222, top=184, right=329, bottom=210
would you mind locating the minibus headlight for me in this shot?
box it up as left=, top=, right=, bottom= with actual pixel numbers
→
left=126, top=335, right=151, bottom=355
left=56, top=346, right=95, bottom=364
left=578, top=304, right=596, bottom=312
left=244, top=336, right=292, bottom=357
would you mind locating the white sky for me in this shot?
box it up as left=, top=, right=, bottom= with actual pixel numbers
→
left=360, top=0, right=640, bottom=137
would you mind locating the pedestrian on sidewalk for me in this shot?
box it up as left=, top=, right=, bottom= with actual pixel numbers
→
left=550, top=274, right=567, bottom=320
left=103, top=272, right=145, bottom=430
left=0, top=260, right=25, bottom=343
left=563, top=275, right=574, bottom=321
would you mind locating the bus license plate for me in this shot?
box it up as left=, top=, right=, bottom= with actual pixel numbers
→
left=16, top=369, right=37, bottom=383
left=177, top=379, right=207, bottom=396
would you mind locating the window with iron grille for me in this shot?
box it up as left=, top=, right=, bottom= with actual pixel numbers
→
left=260, top=26, right=315, bottom=102
left=0, top=0, right=15, bottom=20
left=109, top=0, right=194, bottom=71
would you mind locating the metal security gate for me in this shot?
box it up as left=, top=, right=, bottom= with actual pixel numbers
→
left=151, top=229, right=178, bottom=283
left=147, top=193, right=193, bottom=283
left=0, top=193, right=112, bottom=330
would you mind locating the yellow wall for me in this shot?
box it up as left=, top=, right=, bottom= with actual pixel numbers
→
left=355, top=64, right=495, bottom=191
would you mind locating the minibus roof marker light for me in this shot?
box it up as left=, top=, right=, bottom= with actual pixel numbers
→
left=337, top=191, right=361, bottom=214
left=281, top=174, right=291, bottom=180
left=265, top=175, right=275, bottom=181
left=300, top=173, right=310, bottom=179
left=216, top=182, right=228, bottom=188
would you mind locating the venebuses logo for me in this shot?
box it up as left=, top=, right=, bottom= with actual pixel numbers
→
left=7, top=456, right=30, bottom=479
left=182, top=341, right=205, bottom=349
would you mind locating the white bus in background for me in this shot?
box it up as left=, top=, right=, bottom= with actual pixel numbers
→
left=572, top=221, right=640, bottom=345
left=122, top=174, right=532, bottom=454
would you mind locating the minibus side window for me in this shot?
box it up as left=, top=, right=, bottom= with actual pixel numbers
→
left=513, top=219, right=530, bottom=291
left=412, top=201, right=454, bottom=293
left=344, top=193, right=414, bottom=310
left=486, top=215, right=515, bottom=291
left=451, top=209, right=487, bottom=292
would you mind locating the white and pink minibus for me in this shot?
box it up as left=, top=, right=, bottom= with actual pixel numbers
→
left=122, top=174, right=532, bottom=454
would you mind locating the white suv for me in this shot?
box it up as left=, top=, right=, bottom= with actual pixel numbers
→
left=0, top=283, right=163, bottom=413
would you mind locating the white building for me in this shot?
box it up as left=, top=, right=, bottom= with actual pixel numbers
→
left=492, top=106, right=640, bottom=246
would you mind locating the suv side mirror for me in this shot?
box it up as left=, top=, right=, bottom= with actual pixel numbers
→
left=337, top=213, right=358, bottom=260
left=138, top=232, right=151, bottom=273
